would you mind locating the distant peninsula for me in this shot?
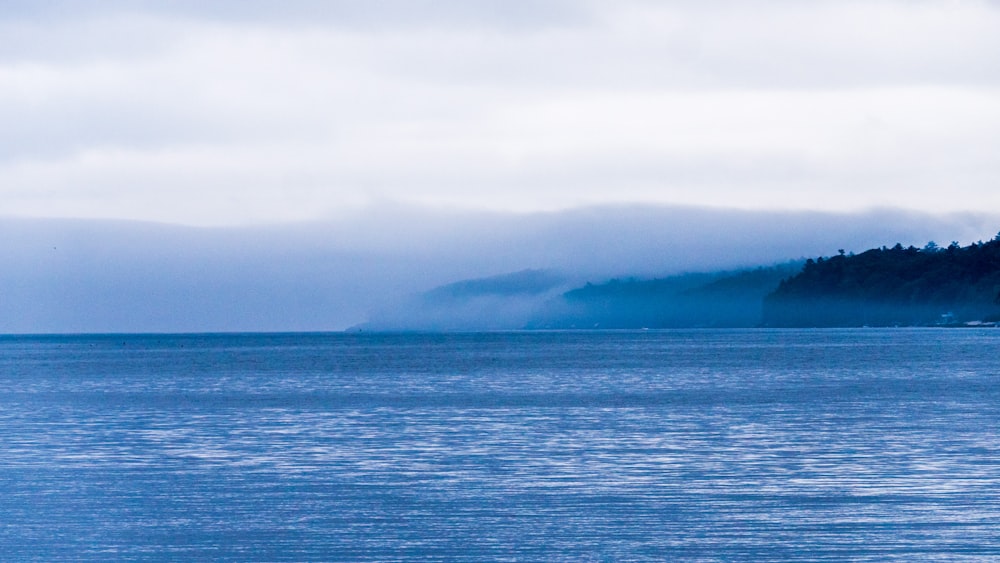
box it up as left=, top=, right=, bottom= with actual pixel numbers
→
left=358, top=234, right=1000, bottom=331
left=527, top=264, right=802, bottom=329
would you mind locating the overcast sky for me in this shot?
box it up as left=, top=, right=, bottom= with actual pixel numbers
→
left=4, top=1, right=1000, bottom=332
left=3, top=0, right=1000, bottom=226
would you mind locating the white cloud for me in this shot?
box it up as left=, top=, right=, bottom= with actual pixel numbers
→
left=1, top=1, right=999, bottom=225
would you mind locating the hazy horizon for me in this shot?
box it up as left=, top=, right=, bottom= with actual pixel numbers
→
left=4, top=204, right=999, bottom=333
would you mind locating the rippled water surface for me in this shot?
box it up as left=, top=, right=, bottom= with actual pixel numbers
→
left=2, top=329, right=999, bottom=561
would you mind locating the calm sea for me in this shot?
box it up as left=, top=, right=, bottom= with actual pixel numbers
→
left=1, top=329, right=999, bottom=561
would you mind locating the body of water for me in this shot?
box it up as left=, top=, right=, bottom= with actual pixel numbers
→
left=1, top=329, right=999, bottom=560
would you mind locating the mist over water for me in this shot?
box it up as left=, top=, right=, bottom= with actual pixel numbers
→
left=3, top=205, right=998, bottom=332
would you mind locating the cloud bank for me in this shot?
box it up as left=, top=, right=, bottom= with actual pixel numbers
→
left=2, top=1, right=999, bottom=225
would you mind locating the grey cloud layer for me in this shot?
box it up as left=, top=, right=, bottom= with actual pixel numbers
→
left=2, top=1, right=999, bottom=225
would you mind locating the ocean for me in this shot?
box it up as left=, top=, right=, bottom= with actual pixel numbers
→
left=1, top=329, right=999, bottom=561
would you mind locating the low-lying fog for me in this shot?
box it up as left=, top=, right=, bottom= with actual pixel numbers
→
left=3, top=204, right=998, bottom=333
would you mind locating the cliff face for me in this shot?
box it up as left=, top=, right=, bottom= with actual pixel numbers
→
left=763, top=238, right=1000, bottom=327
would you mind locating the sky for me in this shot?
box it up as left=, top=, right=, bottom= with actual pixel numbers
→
left=3, top=1, right=1000, bottom=331
left=3, top=0, right=1000, bottom=225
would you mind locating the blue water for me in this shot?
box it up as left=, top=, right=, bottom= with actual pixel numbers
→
left=1, top=329, right=999, bottom=561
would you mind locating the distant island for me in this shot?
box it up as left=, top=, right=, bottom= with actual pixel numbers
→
left=358, top=234, right=1000, bottom=330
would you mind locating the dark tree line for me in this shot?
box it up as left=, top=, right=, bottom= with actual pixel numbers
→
left=763, top=234, right=1000, bottom=327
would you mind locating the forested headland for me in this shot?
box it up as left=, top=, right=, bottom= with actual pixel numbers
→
left=359, top=233, right=1000, bottom=330
left=528, top=264, right=802, bottom=329
left=763, top=236, right=1000, bottom=327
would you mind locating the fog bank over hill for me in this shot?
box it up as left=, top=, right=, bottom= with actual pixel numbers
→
left=3, top=205, right=998, bottom=333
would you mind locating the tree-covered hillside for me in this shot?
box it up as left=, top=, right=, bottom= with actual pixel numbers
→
left=763, top=235, right=1000, bottom=327
left=528, top=263, right=803, bottom=329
